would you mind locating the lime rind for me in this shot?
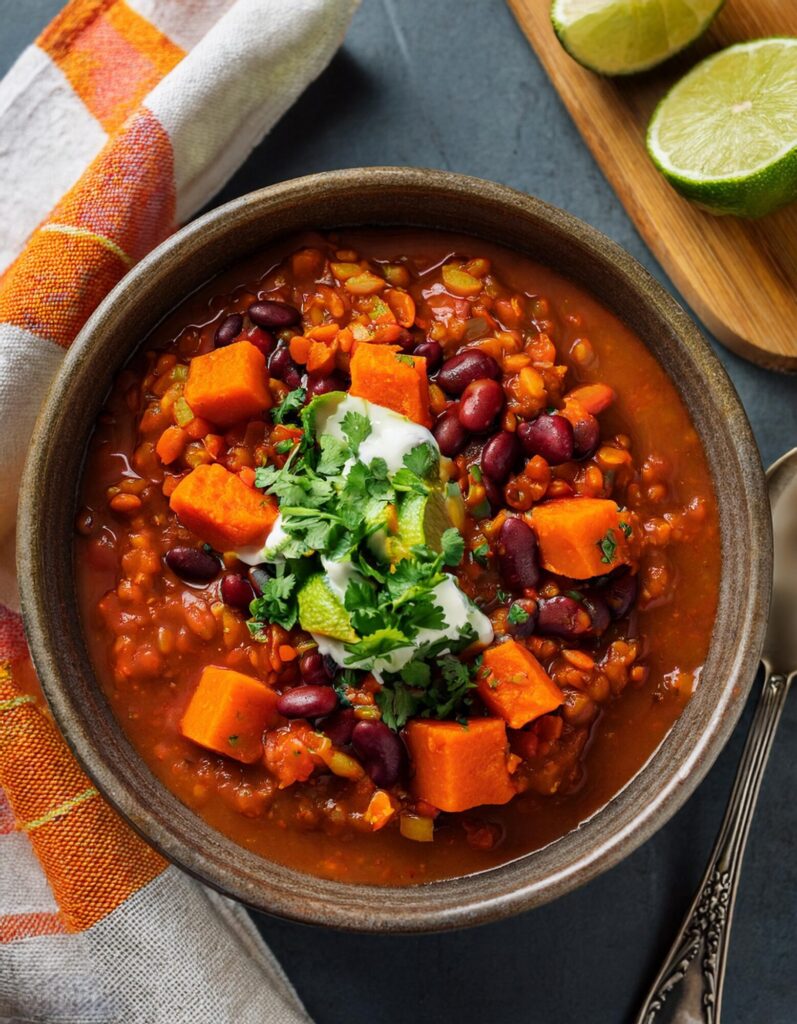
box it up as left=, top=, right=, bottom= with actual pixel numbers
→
left=551, top=0, right=725, bottom=76
left=647, top=38, right=797, bottom=217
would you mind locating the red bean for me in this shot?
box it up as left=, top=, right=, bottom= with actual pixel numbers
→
left=582, top=595, right=610, bottom=635
left=351, top=720, right=406, bottom=788
left=306, top=372, right=347, bottom=400
left=481, top=430, right=520, bottom=483
left=165, top=546, right=220, bottom=583
left=506, top=598, right=538, bottom=638
left=483, top=475, right=504, bottom=510
left=322, top=707, right=356, bottom=746
left=458, top=378, right=504, bottom=433
left=299, top=650, right=334, bottom=685
left=413, top=340, right=443, bottom=371
left=536, top=596, right=591, bottom=638
left=437, top=349, right=500, bottom=395
left=571, top=412, right=600, bottom=460
left=221, top=573, right=255, bottom=610
left=268, top=344, right=302, bottom=390
left=517, top=414, right=574, bottom=465
left=248, top=566, right=271, bottom=596
left=277, top=685, right=338, bottom=719
left=433, top=406, right=468, bottom=457
left=497, top=518, right=540, bottom=592
left=248, top=300, right=301, bottom=329
left=245, top=326, right=276, bottom=357
left=604, top=572, right=638, bottom=619
left=215, top=313, right=243, bottom=346
left=394, top=328, right=416, bottom=352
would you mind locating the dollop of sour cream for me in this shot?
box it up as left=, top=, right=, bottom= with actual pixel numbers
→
left=234, top=394, right=493, bottom=673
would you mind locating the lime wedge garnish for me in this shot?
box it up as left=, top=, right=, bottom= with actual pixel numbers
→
left=647, top=38, right=797, bottom=217
left=551, top=0, right=724, bottom=76
left=397, top=489, right=452, bottom=552
left=297, top=574, right=358, bottom=642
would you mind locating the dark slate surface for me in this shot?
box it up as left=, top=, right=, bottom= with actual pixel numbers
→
left=4, top=2, right=796, bottom=1021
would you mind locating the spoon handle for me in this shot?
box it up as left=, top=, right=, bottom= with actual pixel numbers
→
left=635, top=667, right=792, bottom=1024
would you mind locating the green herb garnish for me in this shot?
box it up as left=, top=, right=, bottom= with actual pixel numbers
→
left=507, top=603, right=530, bottom=625
left=272, top=387, right=306, bottom=424
left=597, top=528, right=618, bottom=564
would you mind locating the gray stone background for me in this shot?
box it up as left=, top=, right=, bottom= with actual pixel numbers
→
left=3, top=1, right=796, bottom=1021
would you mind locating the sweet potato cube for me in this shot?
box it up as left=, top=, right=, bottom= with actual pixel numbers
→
left=181, top=666, right=279, bottom=764
left=478, top=640, right=562, bottom=729
left=531, top=497, right=630, bottom=579
left=169, top=463, right=277, bottom=552
left=184, top=341, right=271, bottom=427
left=405, top=718, right=515, bottom=812
left=349, top=343, right=432, bottom=427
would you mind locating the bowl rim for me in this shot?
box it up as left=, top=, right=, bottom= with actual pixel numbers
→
left=17, top=167, right=772, bottom=932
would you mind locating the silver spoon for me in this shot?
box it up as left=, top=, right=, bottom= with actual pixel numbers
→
left=636, top=447, right=797, bottom=1024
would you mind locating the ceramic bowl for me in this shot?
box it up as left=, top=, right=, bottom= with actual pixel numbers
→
left=17, top=168, right=771, bottom=931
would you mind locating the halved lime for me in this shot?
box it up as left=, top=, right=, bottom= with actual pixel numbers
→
left=396, top=489, right=451, bottom=552
left=551, top=0, right=724, bottom=76
left=297, top=574, right=358, bottom=642
left=647, top=38, right=797, bottom=217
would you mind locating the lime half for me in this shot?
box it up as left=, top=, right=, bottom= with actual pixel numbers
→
left=648, top=38, right=797, bottom=217
left=551, top=0, right=724, bottom=75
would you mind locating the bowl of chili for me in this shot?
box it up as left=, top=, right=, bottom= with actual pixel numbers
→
left=17, top=168, right=771, bottom=930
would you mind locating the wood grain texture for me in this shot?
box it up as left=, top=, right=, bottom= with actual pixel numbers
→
left=509, top=0, right=797, bottom=371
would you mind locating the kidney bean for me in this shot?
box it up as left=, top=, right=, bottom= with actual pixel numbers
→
left=458, top=378, right=504, bottom=433
left=604, top=571, right=638, bottom=619
left=221, top=573, right=255, bottom=610
left=536, top=596, right=591, bottom=638
left=571, top=412, right=600, bottom=460
left=351, top=720, right=406, bottom=788
left=214, top=313, right=243, bottom=346
left=437, top=349, right=500, bottom=395
left=582, top=594, right=610, bottom=635
left=268, top=344, right=302, bottom=390
left=248, top=299, right=301, bottom=329
left=433, top=406, right=468, bottom=457
left=517, top=414, right=574, bottom=465
left=413, top=340, right=443, bottom=372
left=497, top=517, right=540, bottom=592
left=245, top=327, right=276, bottom=357
left=394, top=328, right=416, bottom=352
left=322, top=707, right=356, bottom=746
left=306, top=372, right=347, bottom=400
left=481, top=430, right=521, bottom=483
left=277, top=685, right=338, bottom=719
left=506, top=598, right=538, bottom=638
left=300, top=650, right=334, bottom=685
left=165, top=546, right=221, bottom=583
left=483, top=475, right=504, bottom=509
left=248, top=565, right=271, bottom=596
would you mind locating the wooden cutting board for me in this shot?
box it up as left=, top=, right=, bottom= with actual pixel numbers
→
left=508, top=0, right=797, bottom=372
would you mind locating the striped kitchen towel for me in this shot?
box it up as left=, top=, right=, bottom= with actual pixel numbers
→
left=0, top=1, right=358, bottom=1020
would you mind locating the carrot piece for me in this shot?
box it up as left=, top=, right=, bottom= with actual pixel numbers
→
left=238, top=466, right=256, bottom=488
left=349, top=343, right=432, bottom=427
left=405, top=718, right=516, bottom=812
left=155, top=425, right=187, bottom=465
left=184, top=341, right=271, bottom=428
left=531, top=497, right=630, bottom=579
left=289, top=335, right=312, bottom=365
left=306, top=323, right=340, bottom=343
left=180, top=665, right=279, bottom=764
left=385, top=289, right=416, bottom=327
left=478, top=640, right=563, bottom=729
left=169, top=463, right=277, bottom=551
left=565, top=383, right=615, bottom=416
left=306, top=338, right=337, bottom=375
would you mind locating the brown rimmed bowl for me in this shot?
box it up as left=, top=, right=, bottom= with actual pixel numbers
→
left=18, top=168, right=771, bottom=931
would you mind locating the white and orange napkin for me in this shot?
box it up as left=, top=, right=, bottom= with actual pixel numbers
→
left=0, top=1, right=358, bottom=1019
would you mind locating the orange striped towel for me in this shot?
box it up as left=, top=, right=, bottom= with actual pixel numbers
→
left=0, top=1, right=357, bottom=1019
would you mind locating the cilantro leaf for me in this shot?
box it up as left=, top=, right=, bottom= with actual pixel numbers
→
left=403, top=443, right=438, bottom=480
left=619, top=520, right=632, bottom=539
left=597, top=528, right=618, bottom=564
left=507, top=603, right=530, bottom=625
left=249, top=573, right=297, bottom=630
left=472, top=542, right=490, bottom=566
left=441, top=528, right=465, bottom=567
left=272, top=387, right=306, bottom=424
left=344, top=628, right=410, bottom=664
left=317, top=434, right=349, bottom=475
left=376, top=683, right=418, bottom=731
left=340, top=410, right=372, bottom=453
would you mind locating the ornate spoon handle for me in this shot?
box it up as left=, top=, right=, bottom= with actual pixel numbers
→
left=636, top=667, right=793, bottom=1024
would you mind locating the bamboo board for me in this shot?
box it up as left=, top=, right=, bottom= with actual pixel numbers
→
left=508, top=0, right=797, bottom=371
